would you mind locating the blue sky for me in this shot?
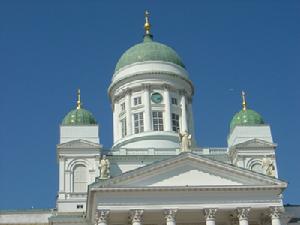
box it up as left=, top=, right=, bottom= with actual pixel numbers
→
left=0, top=0, right=299, bottom=209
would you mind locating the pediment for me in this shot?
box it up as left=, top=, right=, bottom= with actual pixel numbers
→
left=57, top=139, right=100, bottom=149
left=233, top=139, right=276, bottom=149
left=93, top=153, right=286, bottom=188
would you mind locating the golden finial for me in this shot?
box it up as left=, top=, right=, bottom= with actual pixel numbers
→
left=144, top=10, right=151, bottom=35
left=241, top=91, right=247, bottom=111
left=76, top=89, right=81, bottom=109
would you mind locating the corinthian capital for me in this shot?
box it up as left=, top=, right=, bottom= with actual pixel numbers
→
left=130, top=209, right=144, bottom=223
left=204, top=208, right=218, bottom=220
left=236, top=208, right=251, bottom=221
left=269, top=206, right=283, bottom=219
left=164, top=209, right=177, bottom=222
left=96, top=209, right=110, bottom=224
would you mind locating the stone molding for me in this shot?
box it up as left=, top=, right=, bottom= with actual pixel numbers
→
left=204, top=208, right=218, bottom=220
left=164, top=209, right=177, bottom=222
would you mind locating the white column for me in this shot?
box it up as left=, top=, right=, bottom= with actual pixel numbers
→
left=96, top=209, right=110, bottom=225
left=143, top=85, right=151, bottom=131
left=204, top=208, right=217, bottom=225
left=164, top=85, right=172, bottom=131
left=130, top=209, right=144, bottom=225
left=236, top=208, right=250, bottom=225
left=125, top=90, right=132, bottom=135
left=164, top=209, right=177, bottom=225
left=187, top=98, right=195, bottom=145
left=180, top=91, right=188, bottom=132
left=58, top=156, right=65, bottom=192
left=113, top=100, right=119, bottom=142
left=270, top=207, right=282, bottom=225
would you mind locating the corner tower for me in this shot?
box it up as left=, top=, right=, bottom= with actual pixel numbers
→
left=108, top=11, right=195, bottom=149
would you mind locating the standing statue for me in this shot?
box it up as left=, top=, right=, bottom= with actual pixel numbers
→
left=262, top=156, right=275, bottom=177
left=179, top=130, right=192, bottom=152
left=99, top=155, right=110, bottom=179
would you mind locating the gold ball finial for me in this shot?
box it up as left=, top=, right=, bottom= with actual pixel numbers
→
left=144, top=10, right=151, bottom=35
left=76, top=89, right=81, bottom=109
left=241, top=91, right=247, bottom=111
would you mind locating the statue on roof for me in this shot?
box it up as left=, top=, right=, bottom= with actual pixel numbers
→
left=179, top=130, right=192, bottom=152
left=262, top=156, right=275, bottom=177
left=99, top=155, right=110, bottom=179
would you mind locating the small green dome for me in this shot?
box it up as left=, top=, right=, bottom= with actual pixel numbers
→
left=115, top=35, right=185, bottom=72
left=62, top=108, right=97, bottom=126
left=230, top=109, right=264, bottom=131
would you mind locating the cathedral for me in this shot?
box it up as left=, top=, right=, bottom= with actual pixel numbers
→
left=0, top=11, right=299, bottom=225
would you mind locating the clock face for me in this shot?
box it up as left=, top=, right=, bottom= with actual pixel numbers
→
left=151, top=92, right=163, bottom=104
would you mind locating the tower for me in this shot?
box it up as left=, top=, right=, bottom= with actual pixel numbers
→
left=108, top=11, right=195, bottom=149
left=56, top=90, right=101, bottom=213
left=228, top=91, right=278, bottom=178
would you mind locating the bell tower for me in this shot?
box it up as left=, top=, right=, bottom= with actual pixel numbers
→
left=56, top=89, right=101, bottom=213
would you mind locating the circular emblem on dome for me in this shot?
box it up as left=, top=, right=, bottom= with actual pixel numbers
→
left=151, top=92, right=163, bottom=104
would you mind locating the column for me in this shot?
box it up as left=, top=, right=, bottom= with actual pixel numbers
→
left=164, top=209, right=177, bottom=225
left=143, top=84, right=151, bottom=131
left=204, top=208, right=217, bottom=225
left=130, top=209, right=144, bottom=225
left=96, top=209, right=110, bottom=225
left=180, top=91, right=188, bottom=132
left=58, top=156, right=65, bottom=192
left=113, top=100, right=119, bottom=142
left=236, top=208, right=250, bottom=225
left=125, top=90, right=132, bottom=135
left=187, top=97, right=195, bottom=145
left=164, top=85, right=172, bottom=131
left=270, top=207, right=282, bottom=225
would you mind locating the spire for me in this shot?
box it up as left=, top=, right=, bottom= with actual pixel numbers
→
left=144, top=10, right=151, bottom=35
left=241, top=91, right=247, bottom=111
left=76, top=89, right=82, bottom=109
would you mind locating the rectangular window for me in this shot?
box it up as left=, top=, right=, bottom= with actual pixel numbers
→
left=120, top=102, right=125, bottom=111
left=134, top=112, right=144, bottom=134
left=121, top=118, right=127, bottom=137
left=172, top=113, right=180, bottom=132
left=152, top=111, right=164, bottom=131
left=133, top=96, right=142, bottom=106
left=171, top=97, right=178, bottom=105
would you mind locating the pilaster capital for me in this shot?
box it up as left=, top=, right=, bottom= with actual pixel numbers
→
left=236, top=207, right=251, bottom=221
left=204, top=208, right=218, bottom=221
left=142, top=83, right=151, bottom=90
left=269, top=206, right=283, bottom=219
left=96, top=209, right=110, bottom=224
left=125, top=88, right=132, bottom=96
left=163, top=83, right=171, bottom=91
left=179, top=89, right=187, bottom=96
left=130, top=209, right=144, bottom=223
left=164, top=209, right=177, bottom=222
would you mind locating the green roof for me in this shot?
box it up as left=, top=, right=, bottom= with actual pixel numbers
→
left=115, top=34, right=185, bottom=72
left=230, top=109, right=264, bottom=131
left=62, top=108, right=97, bottom=126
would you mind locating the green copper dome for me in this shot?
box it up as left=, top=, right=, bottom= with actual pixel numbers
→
left=115, top=35, right=185, bottom=72
left=62, top=108, right=97, bottom=126
left=62, top=89, right=97, bottom=126
left=230, top=109, right=264, bottom=131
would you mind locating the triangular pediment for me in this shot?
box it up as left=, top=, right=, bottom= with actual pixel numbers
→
left=57, top=139, right=100, bottom=149
left=233, top=139, right=276, bottom=149
left=93, top=153, right=286, bottom=188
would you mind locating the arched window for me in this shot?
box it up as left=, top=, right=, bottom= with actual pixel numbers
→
left=73, top=165, right=88, bottom=192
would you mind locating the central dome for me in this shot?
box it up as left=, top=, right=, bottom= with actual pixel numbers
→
left=115, top=35, right=185, bottom=72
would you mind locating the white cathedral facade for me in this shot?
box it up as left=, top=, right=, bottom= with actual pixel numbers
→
left=1, top=11, right=299, bottom=225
